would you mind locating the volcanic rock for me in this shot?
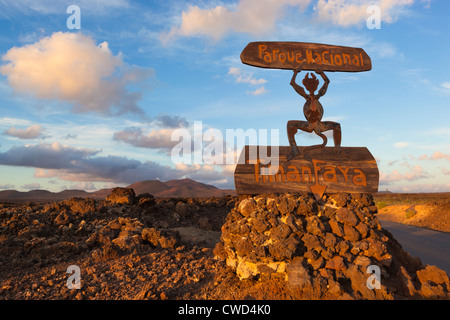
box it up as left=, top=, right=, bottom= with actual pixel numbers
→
left=214, top=192, right=450, bottom=299
left=1, top=188, right=449, bottom=300
left=106, top=188, right=136, bottom=205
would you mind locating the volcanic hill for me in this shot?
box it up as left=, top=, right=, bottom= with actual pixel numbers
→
left=0, top=178, right=235, bottom=201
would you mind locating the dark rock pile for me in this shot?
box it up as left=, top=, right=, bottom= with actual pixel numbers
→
left=0, top=188, right=234, bottom=267
left=214, top=193, right=450, bottom=299
left=1, top=187, right=449, bottom=300
left=0, top=188, right=235, bottom=299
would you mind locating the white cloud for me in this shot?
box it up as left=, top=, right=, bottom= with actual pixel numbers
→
left=0, top=142, right=177, bottom=183
left=68, top=181, right=100, bottom=192
left=379, top=164, right=430, bottom=185
left=161, top=0, right=414, bottom=42
left=21, top=183, right=41, bottom=190
left=389, top=183, right=450, bottom=193
left=3, top=124, right=46, bottom=139
left=113, top=127, right=179, bottom=151
left=438, top=82, right=450, bottom=94
left=322, top=115, right=346, bottom=122
left=0, top=0, right=130, bottom=17
left=154, top=114, right=189, bottom=128
left=0, top=141, right=232, bottom=187
left=0, top=184, right=15, bottom=190
left=161, top=0, right=312, bottom=43
left=113, top=115, right=191, bottom=152
left=228, top=67, right=267, bottom=86
left=228, top=67, right=267, bottom=96
left=174, top=163, right=234, bottom=188
left=33, top=158, right=176, bottom=184
left=314, top=0, right=414, bottom=27
left=0, top=142, right=98, bottom=169
left=394, top=141, right=410, bottom=148
left=0, top=117, right=32, bottom=126
left=249, top=87, right=267, bottom=96
left=1, top=32, right=153, bottom=116
left=420, top=0, right=431, bottom=9
left=431, top=151, right=450, bottom=162
left=365, top=41, right=400, bottom=59
left=418, top=151, right=450, bottom=162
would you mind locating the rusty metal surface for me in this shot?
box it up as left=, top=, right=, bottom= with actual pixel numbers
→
left=287, top=66, right=342, bottom=161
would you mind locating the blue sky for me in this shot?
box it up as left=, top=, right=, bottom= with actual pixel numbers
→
left=0, top=0, right=449, bottom=192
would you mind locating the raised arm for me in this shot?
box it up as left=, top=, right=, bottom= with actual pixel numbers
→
left=290, top=67, right=308, bottom=99
left=316, top=70, right=330, bottom=98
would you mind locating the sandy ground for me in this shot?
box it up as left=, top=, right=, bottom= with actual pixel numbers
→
left=374, top=193, right=450, bottom=233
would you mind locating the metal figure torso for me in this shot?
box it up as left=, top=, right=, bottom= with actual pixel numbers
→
left=287, top=66, right=342, bottom=161
left=303, top=96, right=324, bottom=125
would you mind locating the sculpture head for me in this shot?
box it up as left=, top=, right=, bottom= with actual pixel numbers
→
left=302, top=72, right=319, bottom=95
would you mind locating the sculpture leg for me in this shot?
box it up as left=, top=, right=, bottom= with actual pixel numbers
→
left=319, top=121, right=342, bottom=152
left=299, top=128, right=326, bottom=161
left=287, top=120, right=299, bottom=160
left=287, top=120, right=311, bottom=161
left=305, top=130, right=328, bottom=152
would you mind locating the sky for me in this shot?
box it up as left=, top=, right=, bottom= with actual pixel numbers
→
left=0, top=0, right=449, bottom=193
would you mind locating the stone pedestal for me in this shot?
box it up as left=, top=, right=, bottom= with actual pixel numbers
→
left=213, top=193, right=450, bottom=299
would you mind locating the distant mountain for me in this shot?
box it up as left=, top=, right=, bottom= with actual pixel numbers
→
left=126, top=178, right=235, bottom=198
left=127, top=180, right=170, bottom=196
left=0, top=189, right=92, bottom=201
left=89, top=188, right=114, bottom=199
left=0, top=179, right=235, bottom=201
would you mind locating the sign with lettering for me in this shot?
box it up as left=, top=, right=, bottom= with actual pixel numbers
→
left=234, top=146, right=379, bottom=199
left=241, top=41, right=372, bottom=72
left=234, top=41, right=378, bottom=200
